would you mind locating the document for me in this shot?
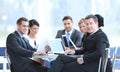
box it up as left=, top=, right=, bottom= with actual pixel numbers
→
left=37, top=39, right=49, bottom=51
left=37, top=38, right=65, bottom=54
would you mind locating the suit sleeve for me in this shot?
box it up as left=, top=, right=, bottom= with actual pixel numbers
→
left=55, top=30, right=61, bottom=38
left=83, top=34, right=109, bottom=64
left=75, top=48, right=86, bottom=55
left=6, top=34, right=35, bottom=57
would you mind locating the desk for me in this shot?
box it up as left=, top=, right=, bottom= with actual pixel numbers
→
left=33, top=54, right=83, bottom=61
left=33, top=54, right=83, bottom=68
left=33, top=54, right=58, bottom=61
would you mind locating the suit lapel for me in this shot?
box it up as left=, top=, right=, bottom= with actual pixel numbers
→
left=70, top=29, right=75, bottom=40
left=14, top=31, right=28, bottom=49
left=86, top=29, right=101, bottom=40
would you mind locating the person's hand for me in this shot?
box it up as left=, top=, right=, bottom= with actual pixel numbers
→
left=77, top=58, right=84, bottom=64
left=34, top=51, right=46, bottom=55
left=45, top=45, right=51, bottom=52
left=64, top=48, right=75, bottom=55
left=65, top=47, right=70, bottom=50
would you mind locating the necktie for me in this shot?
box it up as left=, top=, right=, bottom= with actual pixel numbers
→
left=21, top=37, right=27, bottom=48
left=66, top=32, right=70, bottom=46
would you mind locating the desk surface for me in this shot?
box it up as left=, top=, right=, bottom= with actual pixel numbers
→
left=33, top=54, right=58, bottom=58
left=33, top=54, right=83, bottom=61
left=33, top=54, right=58, bottom=61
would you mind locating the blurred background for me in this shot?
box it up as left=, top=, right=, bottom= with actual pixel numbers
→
left=0, top=0, right=120, bottom=47
left=0, top=0, right=120, bottom=72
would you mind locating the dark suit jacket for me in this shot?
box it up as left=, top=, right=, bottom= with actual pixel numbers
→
left=48, top=29, right=110, bottom=72
left=75, top=29, right=110, bottom=72
left=6, top=31, right=45, bottom=72
left=55, top=29, right=82, bottom=48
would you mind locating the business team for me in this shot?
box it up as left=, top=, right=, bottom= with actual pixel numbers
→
left=48, top=14, right=110, bottom=72
left=6, top=14, right=110, bottom=72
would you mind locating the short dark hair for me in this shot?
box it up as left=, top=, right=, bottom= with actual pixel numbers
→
left=85, top=14, right=98, bottom=23
left=62, top=16, right=73, bottom=22
left=16, top=17, right=28, bottom=25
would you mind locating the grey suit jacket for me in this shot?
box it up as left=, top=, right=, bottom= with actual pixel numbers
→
left=55, top=29, right=82, bottom=48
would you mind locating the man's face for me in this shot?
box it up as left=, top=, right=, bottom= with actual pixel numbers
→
left=17, top=21, right=28, bottom=35
left=63, top=19, right=73, bottom=32
left=85, top=18, right=98, bottom=33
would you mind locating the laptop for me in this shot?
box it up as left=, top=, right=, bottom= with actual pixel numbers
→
left=62, top=35, right=77, bottom=50
left=61, top=35, right=69, bottom=47
left=48, top=38, right=65, bottom=54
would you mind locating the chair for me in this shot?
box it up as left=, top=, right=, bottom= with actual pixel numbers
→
left=5, top=48, right=15, bottom=72
left=5, top=48, right=11, bottom=69
left=110, top=46, right=120, bottom=72
left=0, top=47, right=8, bottom=72
left=98, top=48, right=109, bottom=72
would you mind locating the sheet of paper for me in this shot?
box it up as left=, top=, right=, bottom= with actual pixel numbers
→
left=37, top=39, right=48, bottom=51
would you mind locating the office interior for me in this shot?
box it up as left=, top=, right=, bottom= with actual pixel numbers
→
left=0, top=0, right=120, bottom=72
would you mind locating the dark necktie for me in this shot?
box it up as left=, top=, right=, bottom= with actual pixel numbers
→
left=21, top=37, right=27, bottom=48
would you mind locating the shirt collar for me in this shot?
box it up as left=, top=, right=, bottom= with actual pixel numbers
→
left=90, top=28, right=99, bottom=35
left=17, top=31, right=24, bottom=38
left=65, top=28, right=73, bottom=36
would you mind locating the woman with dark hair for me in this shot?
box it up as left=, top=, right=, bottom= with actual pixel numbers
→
left=27, top=19, right=51, bottom=66
left=27, top=19, right=40, bottom=49
left=27, top=19, right=46, bottom=66
left=95, top=14, right=104, bottom=27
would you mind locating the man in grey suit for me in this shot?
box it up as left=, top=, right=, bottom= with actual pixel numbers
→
left=6, top=17, right=48, bottom=72
left=56, top=16, right=82, bottom=49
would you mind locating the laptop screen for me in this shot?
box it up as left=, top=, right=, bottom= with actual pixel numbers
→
left=61, top=35, right=77, bottom=50
left=48, top=39, right=65, bottom=54
left=61, top=35, right=69, bottom=47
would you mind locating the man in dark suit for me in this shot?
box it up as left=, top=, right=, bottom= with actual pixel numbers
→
left=6, top=17, right=48, bottom=72
left=48, top=14, right=110, bottom=72
left=56, top=16, right=82, bottom=49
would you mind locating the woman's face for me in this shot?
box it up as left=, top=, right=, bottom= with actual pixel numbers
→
left=29, top=25, right=39, bottom=35
left=78, top=23, right=87, bottom=34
